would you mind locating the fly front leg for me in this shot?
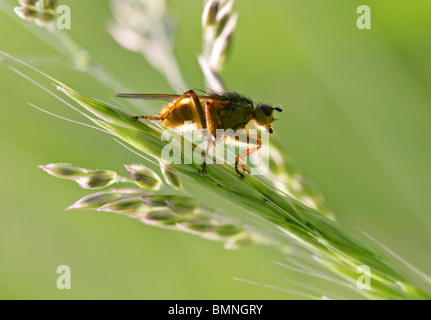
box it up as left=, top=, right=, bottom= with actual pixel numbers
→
left=235, top=134, right=262, bottom=178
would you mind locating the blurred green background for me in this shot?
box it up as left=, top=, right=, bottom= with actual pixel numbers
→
left=0, top=0, right=430, bottom=299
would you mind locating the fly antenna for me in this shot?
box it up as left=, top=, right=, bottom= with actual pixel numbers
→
left=274, top=105, right=283, bottom=112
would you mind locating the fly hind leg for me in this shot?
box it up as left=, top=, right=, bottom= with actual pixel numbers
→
left=201, top=101, right=216, bottom=176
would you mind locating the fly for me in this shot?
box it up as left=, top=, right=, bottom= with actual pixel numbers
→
left=117, top=90, right=282, bottom=178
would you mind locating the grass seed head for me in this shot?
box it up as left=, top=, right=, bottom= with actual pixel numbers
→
left=125, top=164, right=162, bottom=191
left=15, top=0, right=58, bottom=25
left=76, top=170, right=118, bottom=189
left=67, top=191, right=123, bottom=210
left=14, top=6, right=38, bottom=20
left=160, top=162, right=182, bottom=190
left=18, top=0, right=38, bottom=7
left=98, top=197, right=151, bottom=214
left=39, top=163, right=89, bottom=179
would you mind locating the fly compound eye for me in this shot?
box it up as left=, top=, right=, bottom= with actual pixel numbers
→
left=257, top=104, right=273, bottom=117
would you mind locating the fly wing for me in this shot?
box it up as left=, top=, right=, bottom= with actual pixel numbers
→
left=116, top=93, right=181, bottom=101
left=116, top=93, right=222, bottom=101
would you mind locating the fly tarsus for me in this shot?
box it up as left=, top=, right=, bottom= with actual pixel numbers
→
left=200, top=162, right=208, bottom=177
left=234, top=156, right=246, bottom=179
